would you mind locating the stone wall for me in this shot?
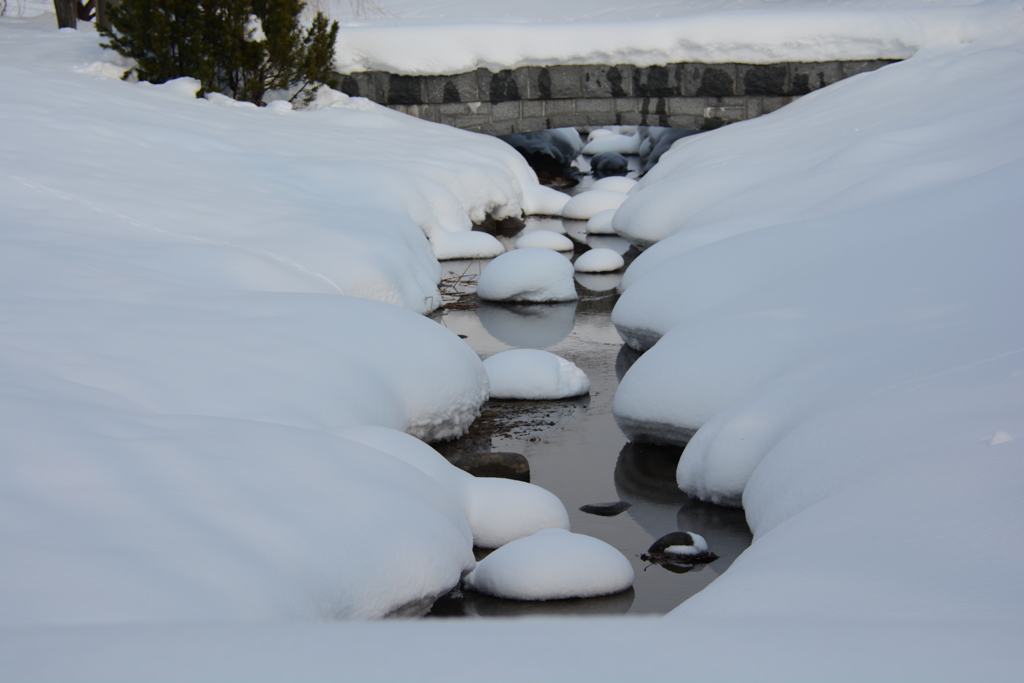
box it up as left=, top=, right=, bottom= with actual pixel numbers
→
left=336, top=60, right=897, bottom=134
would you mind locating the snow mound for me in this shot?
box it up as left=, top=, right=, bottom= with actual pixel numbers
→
left=477, top=248, right=578, bottom=303
left=515, top=230, right=574, bottom=251
left=606, top=38, right=1024, bottom=626
left=483, top=349, right=591, bottom=399
left=574, top=248, right=624, bottom=273
left=591, top=176, right=637, bottom=194
left=561, top=190, right=629, bottom=220
left=582, top=133, right=641, bottom=156
left=340, top=426, right=570, bottom=550
left=586, top=209, right=618, bottom=235
left=463, top=528, right=633, bottom=600
left=522, top=183, right=572, bottom=216
left=431, top=230, right=506, bottom=260
left=463, top=479, right=572, bottom=549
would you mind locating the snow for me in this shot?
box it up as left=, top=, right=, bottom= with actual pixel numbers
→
left=515, top=230, right=574, bottom=251
left=0, top=15, right=536, bottom=626
left=430, top=230, right=506, bottom=260
left=590, top=176, right=637, bottom=194
left=665, top=533, right=710, bottom=556
left=5, top=0, right=1024, bottom=680
left=339, top=426, right=571, bottom=549
left=327, top=0, right=1024, bottom=75
left=462, top=478, right=572, bottom=549
left=561, top=189, right=629, bottom=220
left=476, top=248, right=579, bottom=302
left=521, top=183, right=571, bottom=216
left=582, top=133, right=641, bottom=156
left=463, top=529, right=634, bottom=600
left=483, top=349, right=591, bottom=399
left=607, top=22, right=1024, bottom=631
left=574, top=248, right=624, bottom=273
left=586, top=209, right=618, bottom=235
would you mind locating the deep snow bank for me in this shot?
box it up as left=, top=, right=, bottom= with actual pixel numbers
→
left=3, top=19, right=537, bottom=295
left=610, top=38, right=1024, bottom=621
left=0, top=17, right=536, bottom=624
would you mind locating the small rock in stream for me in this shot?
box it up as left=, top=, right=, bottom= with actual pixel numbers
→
left=446, top=451, right=530, bottom=482
left=579, top=501, right=633, bottom=517
left=642, top=531, right=719, bottom=565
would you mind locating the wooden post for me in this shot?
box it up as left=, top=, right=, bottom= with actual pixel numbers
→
left=53, top=0, right=77, bottom=28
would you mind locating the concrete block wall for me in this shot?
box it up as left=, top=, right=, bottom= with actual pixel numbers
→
left=335, top=60, right=896, bottom=134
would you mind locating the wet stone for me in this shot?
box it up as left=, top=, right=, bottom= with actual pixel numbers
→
left=643, top=532, right=719, bottom=567
left=445, top=451, right=530, bottom=482
left=580, top=500, right=633, bottom=517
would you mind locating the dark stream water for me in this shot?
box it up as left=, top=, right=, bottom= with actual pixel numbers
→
left=424, top=166, right=752, bottom=617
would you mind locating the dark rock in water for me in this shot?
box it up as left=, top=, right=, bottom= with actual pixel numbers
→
left=498, top=131, right=582, bottom=186
left=641, top=128, right=701, bottom=174
left=648, top=531, right=697, bottom=554
left=579, top=500, right=633, bottom=517
left=590, top=152, right=629, bottom=179
left=446, top=451, right=530, bottom=482
left=643, top=531, right=719, bottom=566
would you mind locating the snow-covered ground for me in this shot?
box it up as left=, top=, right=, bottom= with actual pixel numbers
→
left=3, top=1, right=1024, bottom=681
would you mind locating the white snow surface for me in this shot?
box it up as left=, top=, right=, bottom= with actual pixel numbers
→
left=338, top=427, right=570, bottom=549
left=328, top=0, right=1024, bottom=75
left=483, top=349, right=591, bottom=400
left=515, top=230, right=574, bottom=251
left=610, top=27, right=1024, bottom=627
left=665, top=533, right=710, bottom=556
left=520, top=183, right=571, bottom=216
left=463, top=528, right=633, bottom=601
left=0, top=17, right=518, bottom=626
left=586, top=208, right=618, bottom=234
left=476, top=248, right=579, bottom=302
left=574, top=248, right=625, bottom=273
left=590, top=176, right=638, bottom=194
left=5, top=2, right=1024, bottom=681
left=561, top=189, right=629, bottom=220
left=430, top=229, right=506, bottom=260
left=581, top=133, right=642, bottom=156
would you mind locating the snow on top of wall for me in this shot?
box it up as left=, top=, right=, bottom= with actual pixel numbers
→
left=327, top=0, right=1024, bottom=74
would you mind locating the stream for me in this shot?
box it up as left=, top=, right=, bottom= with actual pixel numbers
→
left=425, top=166, right=753, bottom=618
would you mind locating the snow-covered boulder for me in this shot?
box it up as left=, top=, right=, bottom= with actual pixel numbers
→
left=463, top=529, right=633, bottom=600
left=463, top=479, right=572, bottom=549
left=432, top=230, right=506, bottom=260
left=515, top=230, right=574, bottom=251
left=562, top=190, right=629, bottom=220
left=591, top=176, right=637, bottom=194
left=477, top=248, right=578, bottom=303
left=522, top=184, right=572, bottom=216
left=586, top=209, right=618, bottom=235
left=483, top=349, right=590, bottom=400
left=574, top=248, right=624, bottom=273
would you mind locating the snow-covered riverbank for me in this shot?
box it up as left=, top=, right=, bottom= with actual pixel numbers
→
left=3, top=1, right=1024, bottom=680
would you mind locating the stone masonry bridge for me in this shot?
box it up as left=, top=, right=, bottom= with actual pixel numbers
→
left=335, top=60, right=896, bottom=135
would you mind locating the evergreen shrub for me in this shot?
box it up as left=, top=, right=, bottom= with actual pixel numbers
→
left=99, top=0, right=339, bottom=106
